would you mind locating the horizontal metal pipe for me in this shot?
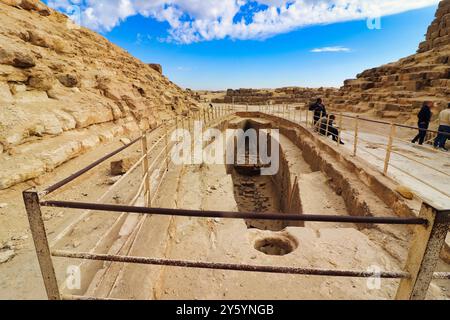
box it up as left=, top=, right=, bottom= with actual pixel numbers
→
left=41, top=135, right=143, bottom=196
left=257, top=110, right=450, bottom=136
left=40, top=200, right=428, bottom=225
left=52, top=250, right=410, bottom=279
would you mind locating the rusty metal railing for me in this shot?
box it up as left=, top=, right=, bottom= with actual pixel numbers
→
left=22, top=104, right=234, bottom=300
left=22, top=103, right=449, bottom=301
left=38, top=201, right=429, bottom=226
left=254, top=104, right=450, bottom=204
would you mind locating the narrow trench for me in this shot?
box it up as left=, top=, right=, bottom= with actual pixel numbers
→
left=231, top=172, right=282, bottom=231
left=231, top=166, right=298, bottom=255
left=230, top=120, right=284, bottom=231
left=229, top=120, right=298, bottom=256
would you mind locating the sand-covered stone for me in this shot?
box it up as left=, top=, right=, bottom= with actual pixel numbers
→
left=395, top=186, right=414, bottom=200
left=0, top=0, right=198, bottom=189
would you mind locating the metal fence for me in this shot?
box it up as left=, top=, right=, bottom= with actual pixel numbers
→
left=253, top=104, right=450, bottom=203
left=22, top=104, right=449, bottom=300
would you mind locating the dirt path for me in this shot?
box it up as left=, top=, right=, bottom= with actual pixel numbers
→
left=1, top=114, right=448, bottom=300
left=0, top=127, right=165, bottom=299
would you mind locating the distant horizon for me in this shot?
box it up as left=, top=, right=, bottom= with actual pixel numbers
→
left=45, top=1, right=440, bottom=90
left=192, top=86, right=341, bottom=92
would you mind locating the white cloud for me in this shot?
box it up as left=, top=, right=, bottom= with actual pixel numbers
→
left=311, top=46, right=351, bottom=52
left=176, top=66, right=192, bottom=71
left=47, top=0, right=440, bottom=44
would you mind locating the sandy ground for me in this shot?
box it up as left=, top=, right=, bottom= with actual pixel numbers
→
left=150, top=135, right=398, bottom=300
left=244, top=105, right=449, bottom=210
left=0, top=112, right=448, bottom=300
left=0, top=126, right=166, bottom=299
left=73, top=125, right=448, bottom=299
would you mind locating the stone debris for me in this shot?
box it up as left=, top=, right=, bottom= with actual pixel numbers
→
left=110, top=157, right=136, bottom=176
left=42, top=210, right=64, bottom=221
left=11, top=235, right=28, bottom=241
left=396, top=185, right=415, bottom=200
left=0, top=250, right=15, bottom=264
left=106, top=175, right=122, bottom=185
left=71, top=240, right=81, bottom=248
left=1, top=240, right=14, bottom=250
left=0, top=0, right=199, bottom=190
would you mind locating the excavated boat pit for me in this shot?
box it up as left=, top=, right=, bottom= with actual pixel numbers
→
left=57, top=113, right=449, bottom=300
left=230, top=121, right=281, bottom=231
left=228, top=118, right=304, bottom=232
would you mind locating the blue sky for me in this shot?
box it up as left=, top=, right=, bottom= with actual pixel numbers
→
left=46, top=1, right=440, bottom=90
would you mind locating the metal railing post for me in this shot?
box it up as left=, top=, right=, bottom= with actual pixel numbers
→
left=337, top=112, right=343, bottom=146
left=396, top=204, right=449, bottom=300
left=325, top=114, right=331, bottom=138
left=188, top=114, right=192, bottom=135
left=383, top=123, right=396, bottom=176
left=23, top=189, right=61, bottom=300
left=181, top=116, right=185, bottom=134
left=164, top=124, right=169, bottom=171
left=353, top=116, right=359, bottom=156
left=141, top=133, right=151, bottom=206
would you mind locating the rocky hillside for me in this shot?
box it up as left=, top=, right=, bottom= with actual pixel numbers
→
left=333, top=0, right=450, bottom=120
left=0, top=0, right=198, bottom=189
left=211, top=1, right=450, bottom=123
left=211, top=87, right=338, bottom=105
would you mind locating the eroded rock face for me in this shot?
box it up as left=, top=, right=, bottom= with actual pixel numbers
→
left=148, top=63, right=162, bottom=74
left=419, top=0, right=450, bottom=53
left=212, top=87, right=339, bottom=105
left=332, top=0, right=450, bottom=122
left=211, top=1, right=450, bottom=124
left=0, top=0, right=198, bottom=189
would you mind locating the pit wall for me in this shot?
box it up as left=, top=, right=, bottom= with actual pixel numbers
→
left=226, top=118, right=303, bottom=228
left=235, top=112, right=417, bottom=221
left=61, top=114, right=236, bottom=297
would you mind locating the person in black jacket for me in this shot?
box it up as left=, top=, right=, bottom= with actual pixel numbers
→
left=319, top=115, right=344, bottom=145
left=411, top=101, right=433, bottom=145
left=309, top=98, right=327, bottom=125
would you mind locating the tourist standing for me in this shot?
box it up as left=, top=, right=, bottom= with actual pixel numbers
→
left=309, top=98, right=327, bottom=125
left=434, top=103, right=450, bottom=151
left=411, top=101, right=433, bottom=145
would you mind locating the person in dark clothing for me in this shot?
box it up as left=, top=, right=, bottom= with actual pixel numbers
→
left=434, top=103, right=450, bottom=151
left=411, top=101, right=433, bottom=145
left=319, top=115, right=344, bottom=145
left=309, top=98, right=327, bottom=125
